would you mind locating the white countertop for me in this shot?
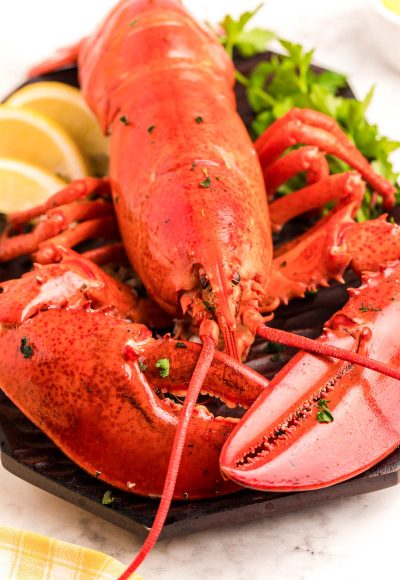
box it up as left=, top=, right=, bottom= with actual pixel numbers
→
left=1, top=1, right=400, bottom=578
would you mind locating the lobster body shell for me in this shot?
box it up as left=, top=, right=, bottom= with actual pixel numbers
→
left=79, top=0, right=272, bottom=321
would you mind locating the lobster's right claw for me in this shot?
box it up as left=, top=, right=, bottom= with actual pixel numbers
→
left=0, top=305, right=267, bottom=500
left=221, top=262, right=400, bottom=492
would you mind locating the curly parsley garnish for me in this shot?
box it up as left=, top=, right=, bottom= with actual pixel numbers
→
left=155, top=358, right=170, bottom=378
left=20, top=337, right=33, bottom=359
left=316, top=399, right=334, bottom=423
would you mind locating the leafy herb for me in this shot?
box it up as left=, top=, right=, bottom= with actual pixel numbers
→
left=138, top=360, right=147, bottom=372
left=316, top=399, right=334, bottom=423
left=280, top=260, right=287, bottom=268
left=195, top=116, right=204, bottom=124
left=176, top=342, right=187, bottom=349
left=359, top=302, right=382, bottom=313
left=220, top=4, right=275, bottom=58
left=129, top=19, right=138, bottom=27
left=102, top=490, right=116, bottom=505
left=155, top=358, right=170, bottom=378
left=220, top=8, right=400, bottom=219
left=147, top=125, right=155, bottom=133
left=200, top=175, right=211, bottom=188
left=119, top=116, right=129, bottom=125
left=20, top=337, right=33, bottom=359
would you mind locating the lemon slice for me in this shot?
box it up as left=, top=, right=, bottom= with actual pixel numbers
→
left=7, top=82, right=109, bottom=176
left=0, top=105, right=89, bottom=181
left=0, top=157, right=67, bottom=214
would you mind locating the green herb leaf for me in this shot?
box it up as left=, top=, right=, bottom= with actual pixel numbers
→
left=147, top=125, right=155, bottom=133
left=20, top=337, right=33, bottom=359
left=119, top=116, right=129, bottom=125
left=200, top=175, right=211, bottom=188
left=102, top=490, right=116, bottom=505
left=316, top=399, right=334, bottom=423
left=129, top=19, right=138, bottom=27
left=229, top=27, right=400, bottom=216
left=220, top=4, right=275, bottom=58
left=195, top=116, right=204, bottom=124
left=175, top=342, right=187, bottom=349
left=155, top=358, right=170, bottom=378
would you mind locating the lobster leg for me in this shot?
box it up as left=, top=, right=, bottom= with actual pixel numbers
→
left=256, top=108, right=396, bottom=206
left=269, top=171, right=364, bottom=231
left=27, top=41, right=83, bottom=78
left=264, top=146, right=329, bottom=198
left=221, top=261, right=400, bottom=491
left=0, top=177, right=117, bottom=262
left=34, top=216, right=118, bottom=264
left=8, top=177, right=109, bottom=226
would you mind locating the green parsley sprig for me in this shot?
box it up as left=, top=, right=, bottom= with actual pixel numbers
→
left=219, top=4, right=275, bottom=58
left=219, top=6, right=400, bottom=221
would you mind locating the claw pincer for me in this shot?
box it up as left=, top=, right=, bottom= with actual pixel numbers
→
left=0, top=251, right=267, bottom=499
left=221, top=262, right=400, bottom=491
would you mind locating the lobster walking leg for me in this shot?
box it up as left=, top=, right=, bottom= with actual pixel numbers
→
left=263, top=146, right=329, bottom=198
left=269, top=171, right=364, bottom=231
left=256, top=108, right=396, bottom=206
left=0, top=177, right=116, bottom=263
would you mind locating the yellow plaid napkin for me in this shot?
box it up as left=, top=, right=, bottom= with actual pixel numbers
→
left=0, top=526, right=142, bottom=580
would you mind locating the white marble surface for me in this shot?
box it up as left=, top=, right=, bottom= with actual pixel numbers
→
left=1, top=0, right=400, bottom=578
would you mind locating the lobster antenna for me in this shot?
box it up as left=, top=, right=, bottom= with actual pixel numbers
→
left=257, top=325, right=400, bottom=381
left=118, top=336, right=216, bottom=579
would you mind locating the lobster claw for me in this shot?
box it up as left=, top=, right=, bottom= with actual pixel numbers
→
left=0, top=251, right=267, bottom=499
left=220, top=262, right=400, bottom=491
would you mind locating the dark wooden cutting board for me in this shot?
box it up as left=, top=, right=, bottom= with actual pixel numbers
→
left=1, top=52, right=399, bottom=540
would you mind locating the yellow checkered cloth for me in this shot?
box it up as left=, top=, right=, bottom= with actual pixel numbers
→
left=0, top=526, right=142, bottom=580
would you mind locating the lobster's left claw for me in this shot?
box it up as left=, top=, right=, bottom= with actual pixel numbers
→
left=0, top=308, right=267, bottom=499
left=221, top=262, right=400, bottom=492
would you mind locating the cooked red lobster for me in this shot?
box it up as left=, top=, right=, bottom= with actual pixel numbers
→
left=1, top=0, right=400, bottom=576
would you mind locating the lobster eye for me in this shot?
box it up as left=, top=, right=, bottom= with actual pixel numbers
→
left=231, top=272, right=240, bottom=286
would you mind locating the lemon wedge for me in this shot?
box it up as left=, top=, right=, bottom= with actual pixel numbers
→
left=0, top=157, right=67, bottom=214
left=6, top=82, right=109, bottom=176
left=0, top=105, right=89, bottom=181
